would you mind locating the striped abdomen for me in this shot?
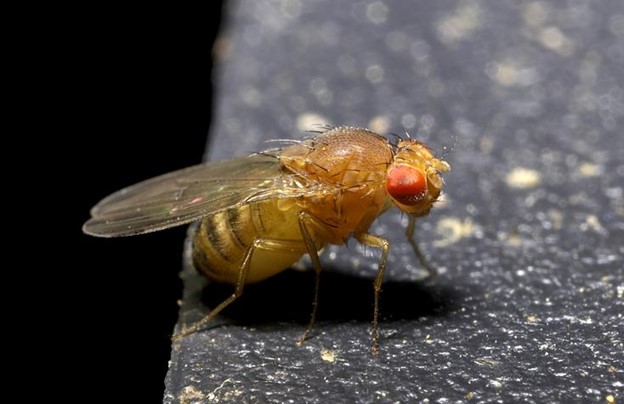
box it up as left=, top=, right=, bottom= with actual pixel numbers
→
left=192, top=199, right=310, bottom=284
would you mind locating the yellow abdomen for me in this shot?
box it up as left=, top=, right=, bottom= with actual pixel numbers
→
left=193, top=200, right=311, bottom=284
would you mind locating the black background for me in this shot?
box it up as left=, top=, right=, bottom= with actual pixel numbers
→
left=70, top=4, right=223, bottom=401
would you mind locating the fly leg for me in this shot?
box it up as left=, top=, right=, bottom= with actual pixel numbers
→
left=406, top=216, right=437, bottom=276
left=295, top=211, right=328, bottom=346
left=172, top=237, right=306, bottom=341
left=354, top=232, right=390, bottom=357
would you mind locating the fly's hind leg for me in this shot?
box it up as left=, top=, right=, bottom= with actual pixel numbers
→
left=172, top=237, right=305, bottom=341
left=406, top=216, right=437, bottom=276
left=354, top=232, right=390, bottom=357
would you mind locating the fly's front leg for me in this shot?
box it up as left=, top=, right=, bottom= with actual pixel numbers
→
left=406, top=216, right=437, bottom=276
left=172, top=237, right=305, bottom=341
left=354, top=232, right=390, bottom=357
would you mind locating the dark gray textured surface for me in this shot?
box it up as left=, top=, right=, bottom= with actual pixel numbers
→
left=165, top=0, right=623, bottom=402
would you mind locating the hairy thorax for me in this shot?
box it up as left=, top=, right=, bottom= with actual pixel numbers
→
left=279, top=127, right=395, bottom=243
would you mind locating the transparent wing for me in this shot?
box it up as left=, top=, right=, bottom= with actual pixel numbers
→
left=83, top=154, right=309, bottom=237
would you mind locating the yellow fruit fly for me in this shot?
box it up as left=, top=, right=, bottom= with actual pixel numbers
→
left=83, top=126, right=450, bottom=355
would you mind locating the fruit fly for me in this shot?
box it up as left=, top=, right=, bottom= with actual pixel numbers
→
left=83, top=126, right=450, bottom=355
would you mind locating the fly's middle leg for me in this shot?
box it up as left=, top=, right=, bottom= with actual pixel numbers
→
left=406, top=216, right=437, bottom=276
left=354, top=232, right=390, bottom=357
left=172, top=237, right=307, bottom=341
left=295, top=211, right=329, bottom=346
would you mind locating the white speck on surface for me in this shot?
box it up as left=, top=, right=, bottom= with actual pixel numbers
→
left=505, top=167, right=542, bottom=189
left=578, top=162, right=603, bottom=177
left=549, top=209, right=564, bottom=230
left=320, top=349, right=337, bottom=363
left=368, top=114, right=391, bottom=133
left=434, top=217, right=480, bottom=247
left=579, top=317, right=593, bottom=325
left=436, top=2, right=483, bottom=45
left=488, top=379, right=503, bottom=390
left=375, top=390, right=389, bottom=399
left=179, top=385, right=206, bottom=402
left=485, top=61, right=540, bottom=87
left=296, top=112, right=331, bottom=131
left=580, top=215, right=607, bottom=235
left=538, top=26, right=575, bottom=56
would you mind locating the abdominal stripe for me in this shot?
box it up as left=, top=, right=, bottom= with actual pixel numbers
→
left=203, top=212, right=232, bottom=262
left=226, top=207, right=248, bottom=249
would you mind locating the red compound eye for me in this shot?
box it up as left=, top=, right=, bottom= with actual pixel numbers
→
left=386, top=165, right=427, bottom=205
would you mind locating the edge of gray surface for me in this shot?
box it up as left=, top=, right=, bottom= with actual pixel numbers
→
left=165, top=1, right=623, bottom=402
